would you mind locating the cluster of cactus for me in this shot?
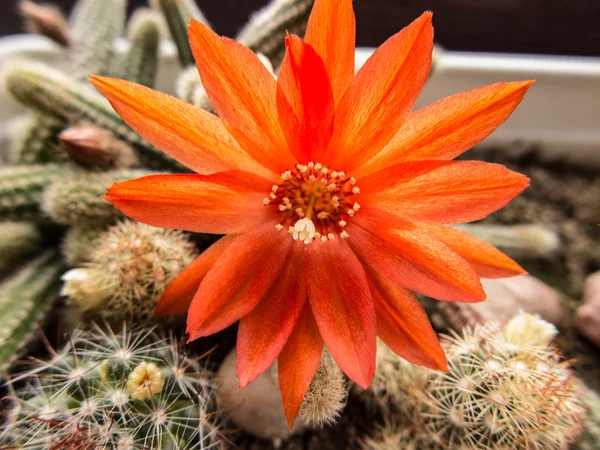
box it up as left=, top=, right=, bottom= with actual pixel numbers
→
left=0, top=0, right=315, bottom=372
left=0, top=322, right=222, bottom=449
left=362, top=312, right=589, bottom=450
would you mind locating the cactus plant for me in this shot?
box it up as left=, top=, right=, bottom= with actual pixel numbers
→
left=112, top=8, right=162, bottom=88
left=362, top=313, right=587, bottom=450
left=60, top=224, right=105, bottom=266
left=575, top=388, right=600, bottom=450
left=61, top=220, right=198, bottom=321
left=42, top=169, right=155, bottom=225
left=0, top=164, right=73, bottom=222
left=0, top=251, right=64, bottom=372
left=236, top=0, right=315, bottom=68
left=0, top=221, right=42, bottom=274
left=0, top=322, right=222, bottom=449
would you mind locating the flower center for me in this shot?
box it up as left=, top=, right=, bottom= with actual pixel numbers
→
left=264, top=162, right=360, bottom=244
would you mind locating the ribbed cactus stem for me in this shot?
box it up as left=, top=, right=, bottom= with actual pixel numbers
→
left=3, top=61, right=184, bottom=171
left=152, top=0, right=211, bottom=67
left=67, top=0, right=127, bottom=80
left=42, top=169, right=155, bottom=225
left=575, top=389, right=600, bottom=450
left=454, top=223, right=560, bottom=258
left=0, top=222, right=42, bottom=274
left=12, top=114, right=69, bottom=165
left=113, top=9, right=162, bottom=87
left=0, top=251, right=63, bottom=371
left=236, top=0, right=315, bottom=68
left=0, top=164, right=72, bottom=222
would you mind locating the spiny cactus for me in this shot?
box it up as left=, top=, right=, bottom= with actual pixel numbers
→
left=0, top=322, right=222, bottom=449
left=11, top=115, right=68, bottom=165
left=3, top=61, right=184, bottom=171
left=236, top=0, right=315, bottom=68
left=113, top=8, right=162, bottom=88
left=0, top=222, right=42, bottom=274
left=42, top=169, right=154, bottom=225
left=60, top=224, right=105, bottom=266
left=362, top=313, right=587, bottom=450
left=0, top=164, right=73, bottom=221
left=61, top=220, right=198, bottom=321
left=574, top=389, right=600, bottom=450
left=454, top=223, right=560, bottom=258
left=299, top=351, right=347, bottom=428
left=175, top=65, right=213, bottom=110
left=67, top=0, right=127, bottom=80
left=0, top=251, right=63, bottom=372
left=151, top=0, right=211, bottom=67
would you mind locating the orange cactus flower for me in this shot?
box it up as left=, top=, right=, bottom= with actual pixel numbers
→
left=90, top=0, right=532, bottom=427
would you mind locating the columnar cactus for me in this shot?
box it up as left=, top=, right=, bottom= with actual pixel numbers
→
left=0, top=251, right=64, bottom=371
left=0, top=323, right=222, bottom=449
left=61, top=220, right=198, bottom=321
left=0, top=221, right=42, bottom=274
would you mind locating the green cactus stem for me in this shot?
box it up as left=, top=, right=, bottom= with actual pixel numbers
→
left=61, top=224, right=105, bottom=266
left=152, top=0, right=211, bottom=67
left=67, top=0, right=127, bottom=80
left=42, top=169, right=155, bottom=226
left=575, top=388, right=600, bottom=450
left=0, top=222, right=42, bottom=275
left=12, top=115, right=69, bottom=165
left=113, top=9, right=162, bottom=88
left=0, top=251, right=63, bottom=372
left=0, top=164, right=72, bottom=222
left=4, top=61, right=184, bottom=171
left=236, top=0, right=315, bottom=68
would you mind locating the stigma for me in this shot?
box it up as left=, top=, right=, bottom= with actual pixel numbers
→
left=264, top=162, right=360, bottom=244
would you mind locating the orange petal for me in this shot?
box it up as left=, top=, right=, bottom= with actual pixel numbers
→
left=186, top=225, right=292, bottom=341
left=236, top=245, right=308, bottom=388
left=188, top=21, right=295, bottom=174
left=306, top=238, right=376, bottom=389
left=105, top=171, right=276, bottom=234
left=278, top=303, right=323, bottom=429
left=89, top=76, right=271, bottom=178
left=419, top=222, right=526, bottom=279
left=326, top=12, right=433, bottom=171
left=355, top=81, right=535, bottom=178
left=155, top=235, right=238, bottom=317
left=304, top=0, right=355, bottom=105
left=347, top=217, right=486, bottom=303
left=368, top=269, right=446, bottom=371
left=276, top=35, right=335, bottom=163
left=360, top=161, right=529, bottom=224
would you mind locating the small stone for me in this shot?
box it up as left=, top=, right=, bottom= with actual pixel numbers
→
left=575, top=271, right=600, bottom=347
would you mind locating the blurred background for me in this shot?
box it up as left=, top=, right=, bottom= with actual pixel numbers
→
left=1, top=0, right=599, bottom=56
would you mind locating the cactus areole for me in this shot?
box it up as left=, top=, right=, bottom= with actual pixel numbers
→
left=90, top=0, right=533, bottom=428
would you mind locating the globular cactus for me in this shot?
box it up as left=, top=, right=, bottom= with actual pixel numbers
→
left=0, top=221, right=42, bottom=274
left=362, top=313, right=587, bottom=450
left=0, top=164, right=73, bottom=222
left=0, top=322, right=222, bottom=449
left=3, top=61, right=184, bottom=171
left=151, top=0, right=211, bottom=67
left=112, top=8, right=163, bottom=88
left=236, top=0, right=315, bottom=68
left=60, top=224, right=105, bottom=266
left=61, top=220, right=198, bottom=321
left=0, top=251, right=63, bottom=372
left=454, top=223, right=560, bottom=258
left=299, top=351, right=347, bottom=428
left=42, top=169, right=154, bottom=225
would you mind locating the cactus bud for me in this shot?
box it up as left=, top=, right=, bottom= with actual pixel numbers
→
left=59, top=123, right=139, bottom=169
left=60, top=268, right=114, bottom=310
left=127, top=361, right=165, bottom=400
left=19, top=0, right=70, bottom=47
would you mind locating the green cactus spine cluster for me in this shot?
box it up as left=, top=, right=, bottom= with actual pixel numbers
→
left=1, top=323, right=221, bottom=449
left=0, top=251, right=64, bottom=371
left=0, top=164, right=73, bottom=222
left=42, top=169, right=155, bottom=225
